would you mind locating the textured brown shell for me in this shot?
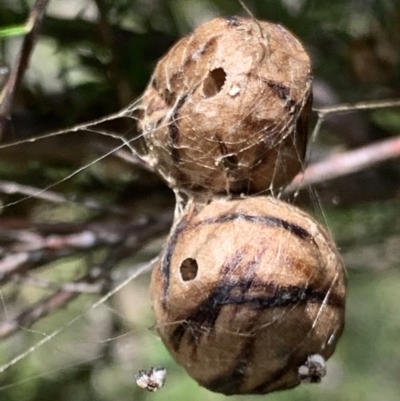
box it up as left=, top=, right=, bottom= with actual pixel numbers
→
left=151, top=197, right=346, bottom=395
left=138, top=16, right=312, bottom=196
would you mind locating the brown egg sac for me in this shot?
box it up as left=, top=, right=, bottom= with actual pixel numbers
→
left=137, top=16, right=313, bottom=196
left=151, top=197, right=346, bottom=395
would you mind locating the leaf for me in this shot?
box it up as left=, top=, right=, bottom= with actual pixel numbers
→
left=0, top=23, right=30, bottom=39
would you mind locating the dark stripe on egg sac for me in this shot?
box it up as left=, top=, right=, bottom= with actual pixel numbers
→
left=168, top=36, right=219, bottom=88
left=216, top=135, right=240, bottom=172
left=206, top=352, right=299, bottom=395
left=247, top=359, right=299, bottom=394
left=183, top=35, right=219, bottom=71
left=200, top=252, right=262, bottom=395
left=160, top=216, right=189, bottom=306
left=168, top=95, right=187, bottom=144
left=171, top=245, right=344, bottom=352
left=205, top=336, right=256, bottom=395
left=161, top=211, right=316, bottom=304
left=171, top=238, right=341, bottom=345
left=168, top=95, right=187, bottom=163
left=265, top=80, right=295, bottom=110
left=170, top=279, right=344, bottom=352
left=172, top=248, right=337, bottom=395
left=170, top=251, right=251, bottom=351
left=200, top=212, right=313, bottom=242
left=171, top=276, right=342, bottom=394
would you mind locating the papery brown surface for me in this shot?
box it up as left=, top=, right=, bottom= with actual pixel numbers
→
left=138, top=17, right=312, bottom=196
left=151, top=197, right=346, bottom=395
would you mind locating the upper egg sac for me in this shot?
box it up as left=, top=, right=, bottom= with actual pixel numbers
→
left=138, top=17, right=313, bottom=197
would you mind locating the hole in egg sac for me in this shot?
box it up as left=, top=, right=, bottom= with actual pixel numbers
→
left=179, top=258, right=198, bottom=281
left=203, top=68, right=226, bottom=98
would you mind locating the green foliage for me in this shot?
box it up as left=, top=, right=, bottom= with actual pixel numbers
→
left=0, top=23, right=30, bottom=39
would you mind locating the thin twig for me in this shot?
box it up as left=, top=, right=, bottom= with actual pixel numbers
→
left=0, top=259, right=155, bottom=373
left=0, top=139, right=130, bottom=210
left=0, top=211, right=172, bottom=282
left=0, top=221, right=163, bottom=339
left=0, top=210, right=170, bottom=337
left=313, top=98, right=400, bottom=116
left=93, top=0, right=132, bottom=108
left=285, top=135, right=400, bottom=193
left=13, top=274, right=104, bottom=293
left=0, top=0, right=50, bottom=137
left=0, top=180, right=131, bottom=215
left=0, top=97, right=141, bottom=149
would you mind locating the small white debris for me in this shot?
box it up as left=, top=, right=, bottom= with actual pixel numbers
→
left=228, top=85, right=241, bottom=96
left=298, top=354, right=327, bottom=383
left=136, top=367, right=167, bottom=392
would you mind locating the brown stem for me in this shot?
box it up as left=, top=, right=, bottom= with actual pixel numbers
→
left=93, top=0, right=132, bottom=108
left=0, top=212, right=172, bottom=284
left=0, top=0, right=50, bottom=137
left=0, top=212, right=171, bottom=339
left=285, top=136, right=400, bottom=193
left=0, top=179, right=130, bottom=215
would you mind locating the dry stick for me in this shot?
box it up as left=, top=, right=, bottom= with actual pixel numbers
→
left=0, top=0, right=50, bottom=137
left=0, top=137, right=132, bottom=210
left=0, top=212, right=171, bottom=339
left=0, top=285, right=84, bottom=338
left=0, top=213, right=172, bottom=281
left=0, top=249, right=151, bottom=338
left=0, top=123, right=144, bottom=213
left=0, top=255, right=136, bottom=339
left=0, top=228, right=101, bottom=280
left=0, top=253, right=32, bottom=276
left=314, top=98, right=400, bottom=116
left=13, top=274, right=104, bottom=294
left=0, top=248, right=84, bottom=281
left=311, top=99, right=400, bottom=142
left=0, top=180, right=130, bottom=215
left=0, top=259, right=155, bottom=374
left=14, top=262, right=151, bottom=293
left=0, top=103, right=141, bottom=149
left=285, top=135, right=400, bottom=193
left=93, top=0, right=132, bottom=108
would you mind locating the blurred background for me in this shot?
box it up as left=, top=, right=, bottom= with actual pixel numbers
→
left=0, top=0, right=400, bottom=400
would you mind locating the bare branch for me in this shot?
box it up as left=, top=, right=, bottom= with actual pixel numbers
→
left=286, top=136, right=400, bottom=193
left=0, top=0, right=50, bottom=137
left=0, top=211, right=168, bottom=339
left=314, top=99, right=400, bottom=117
left=0, top=259, right=155, bottom=374
left=93, top=0, right=133, bottom=108
left=13, top=274, right=104, bottom=294
left=0, top=180, right=131, bottom=215
left=0, top=211, right=172, bottom=283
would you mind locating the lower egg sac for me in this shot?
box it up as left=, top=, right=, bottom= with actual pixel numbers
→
left=150, top=196, right=346, bottom=395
